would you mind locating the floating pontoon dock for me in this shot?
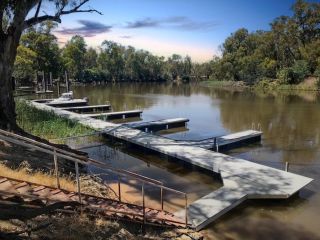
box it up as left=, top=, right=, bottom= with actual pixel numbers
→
left=176, top=130, right=262, bottom=151
left=125, top=118, right=189, bottom=132
left=86, top=110, right=143, bottom=120
left=30, top=100, right=313, bottom=230
left=45, top=99, right=88, bottom=108
left=62, top=104, right=112, bottom=113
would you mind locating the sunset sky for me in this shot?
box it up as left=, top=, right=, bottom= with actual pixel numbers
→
left=53, top=0, right=297, bottom=62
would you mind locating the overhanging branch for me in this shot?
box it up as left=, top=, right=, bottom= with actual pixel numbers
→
left=24, top=0, right=102, bottom=29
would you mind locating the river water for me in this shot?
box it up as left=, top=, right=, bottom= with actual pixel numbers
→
left=70, top=83, right=320, bottom=240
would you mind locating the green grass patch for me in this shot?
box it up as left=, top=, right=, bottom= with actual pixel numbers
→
left=16, top=100, right=93, bottom=140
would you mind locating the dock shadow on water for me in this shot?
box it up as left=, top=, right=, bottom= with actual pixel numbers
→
left=66, top=135, right=222, bottom=213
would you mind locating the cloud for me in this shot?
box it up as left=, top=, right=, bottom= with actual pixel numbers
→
left=56, top=20, right=112, bottom=37
left=126, top=18, right=158, bottom=28
left=125, top=16, right=217, bottom=31
left=119, top=35, right=132, bottom=39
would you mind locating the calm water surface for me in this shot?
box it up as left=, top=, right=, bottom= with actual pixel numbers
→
left=69, top=83, right=320, bottom=239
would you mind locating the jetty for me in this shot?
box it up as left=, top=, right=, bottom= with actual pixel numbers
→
left=86, top=110, right=143, bottom=120
left=30, top=100, right=313, bottom=230
left=62, top=104, right=112, bottom=113
left=125, top=118, right=189, bottom=132
left=175, top=130, right=262, bottom=151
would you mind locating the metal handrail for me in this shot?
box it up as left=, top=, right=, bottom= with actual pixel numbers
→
left=0, top=129, right=188, bottom=227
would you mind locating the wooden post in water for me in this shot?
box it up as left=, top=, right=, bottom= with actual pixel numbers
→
left=49, top=72, right=53, bottom=87
left=42, top=71, right=46, bottom=92
left=57, top=79, right=60, bottom=97
left=75, top=162, right=81, bottom=203
left=65, top=71, right=69, bottom=92
left=285, top=162, right=289, bottom=172
left=53, top=150, right=60, bottom=189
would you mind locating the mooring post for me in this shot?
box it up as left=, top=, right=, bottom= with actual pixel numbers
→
left=285, top=162, right=289, bottom=172
left=49, top=72, right=53, bottom=87
left=53, top=149, right=60, bottom=189
left=118, top=174, right=121, bottom=202
left=65, top=71, right=69, bottom=92
left=75, top=162, right=81, bottom=203
left=142, top=183, right=146, bottom=224
left=57, top=79, right=60, bottom=97
left=42, top=71, right=45, bottom=92
left=185, top=193, right=188, bottom=228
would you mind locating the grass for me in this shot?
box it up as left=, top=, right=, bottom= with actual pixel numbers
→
left=16, top=100, right=93, bottom=141
left=0, top=162, right=75, bottom=191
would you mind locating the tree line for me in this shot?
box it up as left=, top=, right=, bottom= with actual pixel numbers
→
left=12, top=0, right=320, bottom=87
left=14, top=22, right=198, bottom=84
left=209, top=0, right=320, bottom=85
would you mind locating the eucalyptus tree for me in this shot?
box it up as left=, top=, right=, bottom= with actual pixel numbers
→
left=0, top=0, right=101, bottom=130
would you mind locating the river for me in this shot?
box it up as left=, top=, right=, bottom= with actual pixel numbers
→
left=68, top=83, right=320, bottom=239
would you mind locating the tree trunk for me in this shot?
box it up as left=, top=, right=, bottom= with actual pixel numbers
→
left=0, top=15, right=26, bottom=130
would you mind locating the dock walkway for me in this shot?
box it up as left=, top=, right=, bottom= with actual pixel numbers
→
left=62, top=104, right=111, bottom=113
left=125, top=118, right=189, bottom=132
left=175, top=130, right=262, bottom=151
left=30, top=101, right=313, bottom=230
left=86, top=110, right=143, bottom=120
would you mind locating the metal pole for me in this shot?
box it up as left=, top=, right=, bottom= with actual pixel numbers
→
left=185, top=194, right=188, bottom=228
left=285, top=162, right=289, bottom=172
left=49, top=72, right=53, bottom=86
left=160, top=186, right=163, bottom=211
left=53, top=150, right=60, bottom=189
left=118, top=175, right=121, bottom=202
left=75, top=162, right=81, bottom=203
left=216, top=143, right=219, bottom=152
left=42, top=71, right=45, bottom=92
left=65, top=71, right=69, bottom=92
left=142, top=183, right=146, bottom=224
left=57, top=80, right=60, bottom=97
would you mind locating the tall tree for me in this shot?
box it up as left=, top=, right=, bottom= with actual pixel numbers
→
left=0, top=0, right=101, bottom=130
left=62, top=35, right=87, bottom=80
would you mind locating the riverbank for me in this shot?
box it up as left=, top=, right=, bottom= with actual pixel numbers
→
left=16, top=100, right=93, bottom=141
left=200, top=77, right=320, bottom=92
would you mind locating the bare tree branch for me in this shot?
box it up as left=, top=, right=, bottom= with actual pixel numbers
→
left=24, top=0, right=102, bottom=29
left=34, top=0, right=42, bottom=19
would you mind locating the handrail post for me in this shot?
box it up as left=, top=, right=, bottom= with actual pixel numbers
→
left=142, top=183, right=146, bottom=224
left=185, top=193, right=188, bottom=228
left=75, top=162, right=81, bottom=204
left=118, top=175, right=121, bottom=202
left=160, top=186, right=163, bottom=211
left=53, top=149, right=60, bottom=189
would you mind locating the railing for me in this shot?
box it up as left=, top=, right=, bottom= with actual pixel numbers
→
left=0, top=129, right=188, bottom=227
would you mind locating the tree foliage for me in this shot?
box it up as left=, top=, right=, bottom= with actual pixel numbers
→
left=209, top=0, right=320, bottom=84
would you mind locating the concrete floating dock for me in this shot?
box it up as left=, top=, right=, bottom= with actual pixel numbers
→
left=177, top=130, right=262, bottom=151
left=45, top=99, right=88, bottom=108
left=62, top=104, right=112, bottom=113
left=86, top=110, right=143, bottom=120
left=125, top=118, right=189, bottom=132
left=30, top=101, right=313, bottom=231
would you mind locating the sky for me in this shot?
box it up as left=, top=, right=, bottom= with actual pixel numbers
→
left=52, top=0, right=299, bottom=62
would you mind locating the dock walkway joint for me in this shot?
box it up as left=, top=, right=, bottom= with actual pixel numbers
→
left=30, top=101, right=313, bottom=231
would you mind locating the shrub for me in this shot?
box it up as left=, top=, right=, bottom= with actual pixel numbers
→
left=291, top=60, right=310, bottom=83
